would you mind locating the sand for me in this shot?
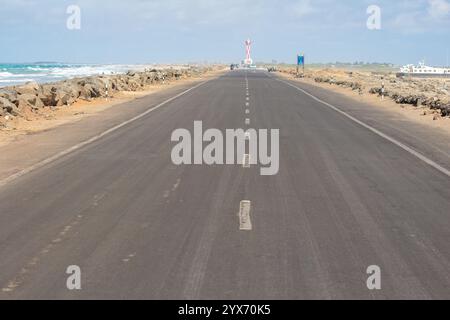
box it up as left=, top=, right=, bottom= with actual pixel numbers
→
left=277, top=69, right=450, bottom=136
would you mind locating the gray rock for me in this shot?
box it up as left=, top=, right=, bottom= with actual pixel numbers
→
left=39, top=85, right=58, bottom=106
left=0, top=97, right=20, bottom=116
left=0, top=66, right=212, bottom=118
left=15, top=81, right=41, bottom=96
left=16, top=93, right=44, bottom=109
left=0, top=89, right=18, bottom=103
left=127, top=78, right=142, bottom=91
left=39, top=84, right=77, bottom=106
left=55, top=91, right=75, bottom=106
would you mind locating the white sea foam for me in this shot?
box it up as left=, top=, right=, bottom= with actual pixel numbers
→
left=0, top=79, right=34, bottom=83
left=0, top=64, right=162, bottom=88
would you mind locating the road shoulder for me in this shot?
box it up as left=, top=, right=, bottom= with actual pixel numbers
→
left=274, top=73, right=450, bottom=174
left=0, top=73, right=221, bottom=182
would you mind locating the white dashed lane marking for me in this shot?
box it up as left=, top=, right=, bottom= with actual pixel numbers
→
left=239, top=201, right=252, bottom=231
left=243, top=154, right=251, bottom=168
left=239, top=75, right=252, bottom=232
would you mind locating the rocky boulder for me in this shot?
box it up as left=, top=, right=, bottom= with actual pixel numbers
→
left=16, top=93, right=44, bottom=109
left=111, top=76, right=128, bottom=91
left=0, top=96, right=20, bottom=116
left=0, top=66, right=214, bottom=121
left=15, top=81, right=42, bottom=96
left=79, top=77, right=110, bottom=98
left=0, top=89, right=18, bottom=104
left=389, top=93, right=426, bottom=106
left=79, top=83, right=101, bottom=100
left=126, top=78, right=143, bottom=91
left=40, top=84, right=77, bottom=106
left=40, top=85, right=57, bottom=106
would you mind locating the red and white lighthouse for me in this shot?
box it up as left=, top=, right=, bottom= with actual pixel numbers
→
left=244, top=39, right=253, bottom=65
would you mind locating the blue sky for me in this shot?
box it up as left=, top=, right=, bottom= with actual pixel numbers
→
left=1, top=0, right=449, bottom=65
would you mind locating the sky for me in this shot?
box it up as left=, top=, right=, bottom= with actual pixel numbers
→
left=1, top=0, right=449, bottom=65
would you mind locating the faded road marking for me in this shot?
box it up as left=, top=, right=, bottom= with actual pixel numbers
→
left=122, top=253, right=136, bottom=263
left=243, top=154, right=251, bottom=168
left=239, top=200, right=252, bottom=231
left=164, top=178, right=182, bottom=199
left=172, top=178, right=181, bottom=191
left=1, top=212, right=84, bottom=293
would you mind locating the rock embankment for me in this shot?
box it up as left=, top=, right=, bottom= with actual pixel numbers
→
left=314, top=76, right=363, bottom=92
left=279, top=67, right=450, bottom=118
left=368, top=88, right=450, bottom=117
left=0, top=66, right=214, bottom=128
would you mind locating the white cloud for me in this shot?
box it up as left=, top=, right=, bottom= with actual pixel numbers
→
left=392, top=11, right=423, bottom=33
left=389, top=0, right=450, bottom=33
left=428, top=0, right=450, bottom=19
left=290, top=0, right=315, bottom=17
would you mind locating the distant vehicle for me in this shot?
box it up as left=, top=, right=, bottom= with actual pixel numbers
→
left=268, top=67, right=277, bottom=72
left=230, top=64, right=239, bottom=70
left=397, top=61, right=450, bottom=78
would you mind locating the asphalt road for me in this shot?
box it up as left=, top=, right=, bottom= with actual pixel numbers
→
left=0, top=70, right=449, bottom=299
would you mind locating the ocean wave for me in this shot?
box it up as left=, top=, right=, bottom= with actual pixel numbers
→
left=0, top=72, right=47, bottom=79
left=0, top=64, right=157, bottom=88
left=0, top=79, right=35, bottom=83
left=27, top=67, right=49, bottom=71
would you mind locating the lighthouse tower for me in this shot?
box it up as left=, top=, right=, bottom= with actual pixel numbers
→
left=244, top=39, right=253, bottom=66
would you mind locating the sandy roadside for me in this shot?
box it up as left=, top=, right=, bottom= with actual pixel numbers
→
left=0, top=69, right=226, bottom=148
left=276, top=71, right=450, bottom=136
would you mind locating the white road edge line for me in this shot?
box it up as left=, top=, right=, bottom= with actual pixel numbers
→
left=0, top=80, right=211, bottom=188
left=239, top=200, right=252, bottom=231
left=277, top=78, right=450, bottom=178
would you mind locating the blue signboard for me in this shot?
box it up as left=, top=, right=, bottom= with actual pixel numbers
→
left=298, top=55, right=305, bottom=66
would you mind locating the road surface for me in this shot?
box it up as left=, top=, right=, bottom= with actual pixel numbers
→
left=0, top=70, right=449, bottom=299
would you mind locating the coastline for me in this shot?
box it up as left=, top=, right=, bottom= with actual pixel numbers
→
left=0, top=66, right=224, bottom=146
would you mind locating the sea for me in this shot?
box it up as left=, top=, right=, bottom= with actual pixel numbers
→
left=0, top=63, right=156, bottom=88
